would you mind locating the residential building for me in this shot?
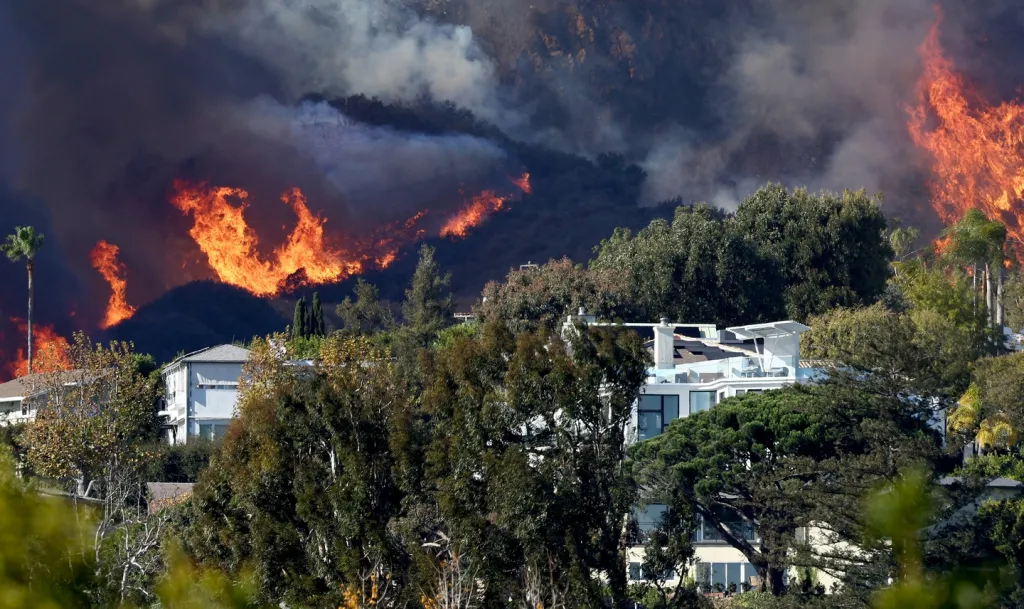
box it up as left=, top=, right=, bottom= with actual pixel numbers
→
left=566, top=315, right=819, bottom=591
left=0, top=374, right=44, bottom=425
left=159, top=344, right=250, bottom=444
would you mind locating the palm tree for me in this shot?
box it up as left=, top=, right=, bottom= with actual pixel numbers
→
left=2, top=227, right=44, bottom=374
left=942, top=209, right=1007, bottom=331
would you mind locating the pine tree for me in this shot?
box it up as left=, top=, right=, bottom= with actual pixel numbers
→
left=401, top=244, right=455, bottom=350
left=292, top=297, right=308, bottom=340
left=311, top=293, right=325, bottom=337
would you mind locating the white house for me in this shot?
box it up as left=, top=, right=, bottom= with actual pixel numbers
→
left=623, top=318, right=818, bottom=591
left=159, top=344, right=250, bottom=444
left=0, top=374, right=43, bottom=425
left=561, top=313, right=821, bottom=591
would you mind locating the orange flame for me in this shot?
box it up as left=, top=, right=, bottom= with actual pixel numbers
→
left=440, top=190, right=509, bottom=239
left=440, top=173, right=531, bottom=239
left=90, top=240, right=137, bottom=329
left=511, top=172, right=532, bottom=194
left=170, top=181, right=363, bottom=296
left=908, top=7, right=1024, bottom=247
left=8, top=318, right=71, bottom=379
left=171, top=173, right=528, bottom=295
left=170, top=181, right=433, bottom=296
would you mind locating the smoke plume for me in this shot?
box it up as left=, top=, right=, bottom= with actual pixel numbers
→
left=641, top=0, right=937, bottom=208
left=0, top=0, right=1016, bottom=344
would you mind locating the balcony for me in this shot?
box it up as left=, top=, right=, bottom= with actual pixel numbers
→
left=648, top=355, right=797, bottom=385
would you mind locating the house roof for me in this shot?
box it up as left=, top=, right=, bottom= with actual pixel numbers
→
left=0, top=373, right=50, bottom=401
left=167, top=344, right=251, bottom=368
left=643, top=335, right=760, bottom=366
left=147, top=482, right=195, bottom=513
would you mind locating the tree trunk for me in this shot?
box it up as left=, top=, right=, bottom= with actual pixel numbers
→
left=756, top=561, right=788, bottom=596
left=973, top=264, right=979, bottom=314
left=26, top=261, right=33, bottom=375
left=767, top=566, right=788, bottom=596
left=986, top=263, right=994, bottom=328
left=998, top=265, right=1005, bottom=331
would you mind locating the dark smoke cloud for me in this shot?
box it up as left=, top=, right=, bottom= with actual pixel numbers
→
left=641, top=0, right=937, bottom=208
left=0, top=0, right=1016, bottom=340
left=0, top=0, right=507, bottom=323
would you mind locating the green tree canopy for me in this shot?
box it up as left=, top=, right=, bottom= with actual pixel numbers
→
left=180, top=335, right=412, bottom=606
left=475, top=257, right=630, bottom=333
left=592, top=185, right=892, bottom=325
left=422, top=319, right=649, bottom=608
left=630, top=384, right=942, bottom=597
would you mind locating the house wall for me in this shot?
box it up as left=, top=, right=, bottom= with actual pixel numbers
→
left=0, top=399, right=26, bottom=425
left=163, top=360, right=243, bottom=444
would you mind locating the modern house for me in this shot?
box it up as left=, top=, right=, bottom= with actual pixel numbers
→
left=624, top=318, right=818, bottom=590
left=561, top=313, right=820, bottom=591
left=159, top=344, right=251, bottom=444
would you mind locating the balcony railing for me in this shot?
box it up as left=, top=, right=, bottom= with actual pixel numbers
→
left=648, top=355, right=798, bottom=384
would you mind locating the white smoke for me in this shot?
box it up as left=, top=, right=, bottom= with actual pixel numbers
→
left=132, top=0, right=517, bottom=128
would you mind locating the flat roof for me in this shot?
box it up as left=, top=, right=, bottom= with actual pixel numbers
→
left=727, top=320, right=810, bottom=339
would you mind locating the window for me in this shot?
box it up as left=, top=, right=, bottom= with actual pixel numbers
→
left=628, top=562, right=642, bottom=581
left=628, top=561, right=675, bottom=582
left=638, top=394, right=679, bottom=440
left=695, top=562, right=756, bottom=590
left=196, top=383, right=238, bottom=390
left=197, top=423, right=229, bottom=440
left=689, top=391, right=716, bottom=414
left=21, top=402, right=28, bottom=416
left=692, top=510, right=757, bottom=543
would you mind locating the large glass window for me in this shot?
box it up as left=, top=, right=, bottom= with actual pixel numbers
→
left=692, top=509, right=758, bottom=543
left=689, top=391, right=716, bottom=414
left=197, top=423, right=229, bottom=440
left=638, top=394, right=680, bottom=440
left=695, top=562, right=757, bottom=591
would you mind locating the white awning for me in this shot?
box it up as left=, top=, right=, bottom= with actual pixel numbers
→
left=726, top=320, right=810, bottom=340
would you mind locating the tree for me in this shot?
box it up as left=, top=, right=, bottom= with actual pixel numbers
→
left=311, top=292, right=326, bottom=337
left=868, top=469, right=1000, bottom=609
left=2, top=226, right=44, bottom=374
left=181, top=334, right=413, bottom=606
left=422, top=319, right=649, bottom=608
left=21, top=333, right=162, bottom=602
left=802, top=303, right=979, bottom=399
left=947, top=352, right=1024, bottom=453
left=941, top=209, right=1008, bottom=330
left=337, top=279, right=393, bottom=337
left=291, top=297, right=308, bottom=340
left=731, top=185, right=893, bottom=321
left=475, top=257, right=631, bottom=333
left=591, top=185, right=893, bottom=325
left=630, top=385, right=941, bottom=597
left=398, top=244, right=455, bottom=352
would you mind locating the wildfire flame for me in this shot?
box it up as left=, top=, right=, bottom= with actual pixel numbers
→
left=171, top=181, right=367, bottom=297
left=440, top=173, right=531, bottom=239
left=90, top=240, right=137, bottom=329
left=171, top=173, right=529, bottom=297
left=908, top=7, right=1024, bottom=248
left=7, top=318, right=71, bottom=379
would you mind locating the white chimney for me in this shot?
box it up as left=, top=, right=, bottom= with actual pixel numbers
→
left=653, top=318, right=675, bottom=370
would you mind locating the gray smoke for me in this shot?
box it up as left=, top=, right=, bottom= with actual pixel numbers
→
left=0, top=0, right=508, bottom=314
left=641, top=0, right=938, bottom=208
left=129, top=0, right=518, bottom=128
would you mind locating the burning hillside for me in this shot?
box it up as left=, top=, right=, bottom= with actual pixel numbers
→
left=909, top=7, right=1024, bottom=248
left=171, top=174, right=530, bottom=298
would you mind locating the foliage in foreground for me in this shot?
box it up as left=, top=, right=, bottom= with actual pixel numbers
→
left=0, top=448, right=262, bottom=608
